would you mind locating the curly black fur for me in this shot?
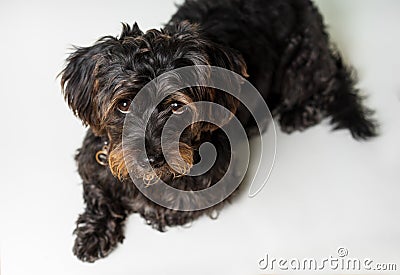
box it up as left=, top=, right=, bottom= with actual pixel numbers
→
left=60, top=0, right=377, bottom=262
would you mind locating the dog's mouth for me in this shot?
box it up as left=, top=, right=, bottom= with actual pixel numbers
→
left=141, top=161, right=193, bottom=186
left=109, top=141, right=194, bottom=186
left=140, top=143, right=194, bottom=186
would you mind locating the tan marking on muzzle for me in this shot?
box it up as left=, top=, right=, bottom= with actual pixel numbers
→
left=108, top=145, right=129, bottom=180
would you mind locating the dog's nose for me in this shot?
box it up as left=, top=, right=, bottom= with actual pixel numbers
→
left=139, top=154, right=165, bottom=168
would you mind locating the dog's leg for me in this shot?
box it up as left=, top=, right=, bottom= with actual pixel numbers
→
left=275, top=22, right=377, bottom=139
left=73, top=181, right=128, bottom=262
left=73, top=130, right=129, bottom=262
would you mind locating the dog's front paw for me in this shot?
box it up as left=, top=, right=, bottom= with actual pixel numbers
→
left=73, top=219, right=124, bottom=263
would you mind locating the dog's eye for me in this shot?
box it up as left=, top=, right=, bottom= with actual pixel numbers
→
left=117, top=99, right=132, bottom=114
left=170, top=102, right=187, bottom=115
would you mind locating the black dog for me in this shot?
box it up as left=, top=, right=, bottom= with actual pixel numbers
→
left=60, top=0, right=377, bottom=262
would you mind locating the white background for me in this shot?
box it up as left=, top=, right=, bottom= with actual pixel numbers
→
left=0, top=0, right=399, bottom=274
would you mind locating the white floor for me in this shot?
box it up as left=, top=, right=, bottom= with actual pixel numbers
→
left=1, top=0, right=399, bottom=274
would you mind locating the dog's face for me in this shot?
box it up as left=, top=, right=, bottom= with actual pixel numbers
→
left=61, top=22, right=247, bottom=184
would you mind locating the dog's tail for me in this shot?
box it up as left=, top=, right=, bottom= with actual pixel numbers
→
left=326, top=52, right=378, bottom=140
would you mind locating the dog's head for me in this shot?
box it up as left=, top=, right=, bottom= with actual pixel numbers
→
left=61, top=22, right=247, bottom=184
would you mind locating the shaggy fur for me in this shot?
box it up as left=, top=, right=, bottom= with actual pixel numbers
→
left=60, top=0, right=377, bottom=262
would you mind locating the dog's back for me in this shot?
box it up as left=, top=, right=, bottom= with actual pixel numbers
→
left=168, top=0, right=377, bottom=139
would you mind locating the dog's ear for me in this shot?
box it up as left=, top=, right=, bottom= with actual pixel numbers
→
left=60, top=43, right=104, bottom=129
left=60, top=22, right=143, bottom=131
left=205, top=42, right=249, bottom=79
left=202, top=42, right=249, bottom=131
